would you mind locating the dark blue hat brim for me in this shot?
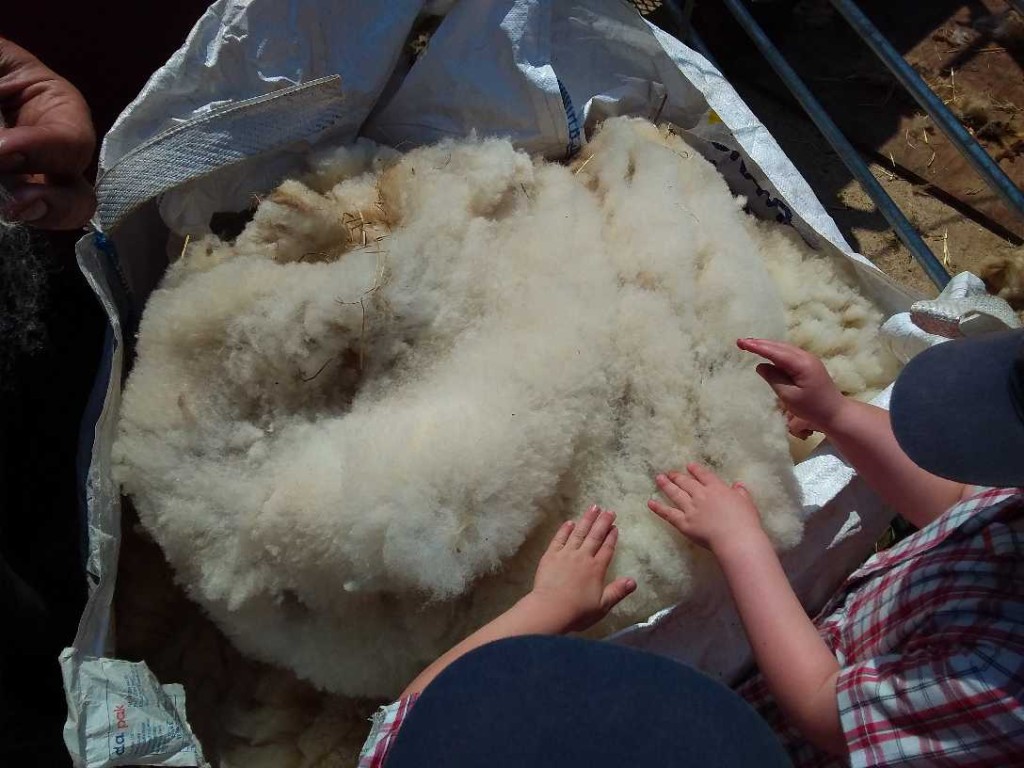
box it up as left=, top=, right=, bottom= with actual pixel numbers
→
left=891, top=329, right=1024, bottom=488
left=386, top=635, right=791, bottom=767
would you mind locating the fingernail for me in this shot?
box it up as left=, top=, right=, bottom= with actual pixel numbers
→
left=589, top=504, right=599, bottom=513
left=0, top=152, right=26, bottom=173
left=18, top=200, right=47, bottom=222
left=626, top=579, right=636, bottom=590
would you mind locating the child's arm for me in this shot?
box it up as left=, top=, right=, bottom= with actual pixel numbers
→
left=649, top=467, right=846, bottom=757
left=400, top=505, right=636, bottom=699
left=737, top=338, right=966, bottom=529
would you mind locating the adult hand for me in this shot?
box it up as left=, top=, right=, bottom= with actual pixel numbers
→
left=649, top=463, right=766, bottom=554
left=737, top=338, right=846, bottom=437
left=0, top=37, right=96, bottom=229
left=528, top=505, right=636, bottom=632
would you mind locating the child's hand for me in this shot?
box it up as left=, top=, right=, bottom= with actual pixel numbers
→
left=528, top=505, right=636, bottom=633
left=737, top=338, right=846, bottom=437
left=400, top=506, right=635, bottom=697
left=649, top=464, right=767, bottom=554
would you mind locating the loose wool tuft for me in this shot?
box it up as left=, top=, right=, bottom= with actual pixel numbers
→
left=114, top=117, right=894, bottom=697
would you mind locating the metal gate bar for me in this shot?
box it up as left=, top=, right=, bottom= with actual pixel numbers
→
left=713, top=0, right=952, bottom=288
left=829, top=0, right=1024, bottom=220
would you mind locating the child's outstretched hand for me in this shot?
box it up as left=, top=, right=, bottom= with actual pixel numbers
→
left=649, top=464, right=766, bottom=554
left=399, top=506, right=636, bottom=698
left=737, top=337, right=846, bottom=437
left=528, top=505, right=637, bottom=632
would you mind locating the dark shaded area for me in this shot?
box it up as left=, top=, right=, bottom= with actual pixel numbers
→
left=0, top=3, right=209, bottom=765
left=0, top=225, right=48, bottom=375
left=0, top=232, right=101, bottom=766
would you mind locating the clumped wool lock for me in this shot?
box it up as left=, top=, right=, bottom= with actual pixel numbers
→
left=114, top=117, right=897, bottom=697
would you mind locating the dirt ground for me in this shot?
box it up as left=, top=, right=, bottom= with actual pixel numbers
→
left=687, top=0, right=1024, bottom=298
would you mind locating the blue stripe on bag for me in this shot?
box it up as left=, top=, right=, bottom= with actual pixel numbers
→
left=557, top=78, right=583, bottom=160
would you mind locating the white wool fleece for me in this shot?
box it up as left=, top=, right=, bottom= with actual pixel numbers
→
left=114, top=117, right=893, bottom=697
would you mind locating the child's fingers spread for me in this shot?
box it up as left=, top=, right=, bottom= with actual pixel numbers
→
left=600, top=577, right=637, bottom=612
left=548, top=520, right=575, bottom=552
left=596, top=524, right=619, bottom=564
left=667, top=475, right=700, bottom=499
left=569, top=504, right=601, bottom=547
left=755, top=363, right=797, bottom=395
left=583, top=509, right=616, bottom=554
left=686, top=463, right=722, bottom=487
left=738, top=337, right=790, bottom=364
left=656, top=474, right=692, bottom=509
left=667, top=472, right=702, bottom=497
left=737, top=337, right=774, bottom=355
left=648, top=498, right=684, bottom=527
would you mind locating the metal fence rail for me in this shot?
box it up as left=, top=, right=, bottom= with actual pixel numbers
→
left=653, top=0, right=1024, bottom=289
left=713, top=0, right=952, bottom=288
left=829, top=0, right=1024, bottom=221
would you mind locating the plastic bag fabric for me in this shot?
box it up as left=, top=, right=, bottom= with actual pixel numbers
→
left=68, top=2, right=923, bottom=764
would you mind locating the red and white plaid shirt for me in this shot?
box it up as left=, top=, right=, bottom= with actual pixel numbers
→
left=360, top=487, right=1024, bottom=767
left=740, top=485, right=1024, bottom=767
left=358, top=691, right=420, bottom=768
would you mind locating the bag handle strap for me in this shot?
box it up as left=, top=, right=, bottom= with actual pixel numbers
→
left=95, top=75, right=346, bottom=232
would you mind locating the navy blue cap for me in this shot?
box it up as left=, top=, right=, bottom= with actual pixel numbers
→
left=891, top=329, right=1024, bottom=488
left=386, top=635, right=791, bottom=767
